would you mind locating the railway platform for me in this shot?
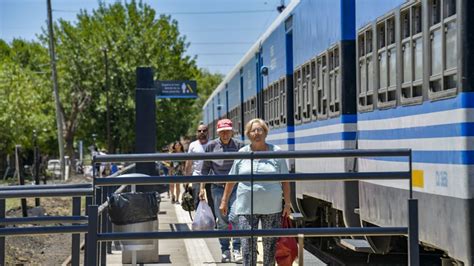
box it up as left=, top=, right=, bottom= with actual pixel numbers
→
left=106, top=191, right=324, bottom=265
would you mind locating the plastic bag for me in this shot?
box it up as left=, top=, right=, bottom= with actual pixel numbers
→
left=107, top=192, right=160, bottom=225
left=275, top=216, right=298, bottom=266
left=192, top=201, right=216, bottom=230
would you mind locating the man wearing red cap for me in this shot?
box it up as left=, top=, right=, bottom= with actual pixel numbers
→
left=200, top=118, right=243, bottom=263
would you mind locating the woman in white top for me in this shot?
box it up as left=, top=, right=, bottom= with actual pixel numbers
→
left=219, top=118, right=291, bottom=266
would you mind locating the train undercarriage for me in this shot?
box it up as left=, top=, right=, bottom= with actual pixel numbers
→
left=296, top=196, right=463, bottom=265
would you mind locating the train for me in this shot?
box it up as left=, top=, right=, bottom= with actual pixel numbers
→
left=202, top=0, right=474, bottom=264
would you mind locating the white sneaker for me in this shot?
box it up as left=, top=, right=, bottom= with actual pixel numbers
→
left=233, top=249, right=243, bottom=263
left=221, top=250, right=231, bottom=263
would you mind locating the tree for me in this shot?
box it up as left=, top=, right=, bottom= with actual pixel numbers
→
left=38, top=0, right=199, bottom=158
left=0, top=40, right=56, bottom=158
left=186, top=69, right=223, bottom=136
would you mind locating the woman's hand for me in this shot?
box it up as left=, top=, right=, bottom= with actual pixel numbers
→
left=282, top=203, right=291, bottom=217
left=198, top=188, right=207, bottom=201
left=219, top=200, right=228, bottom=216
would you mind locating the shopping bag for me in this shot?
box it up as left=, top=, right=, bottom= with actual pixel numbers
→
left=192, top=201, right=216, bottom=230
left=275, top=216, right=298, bottom=266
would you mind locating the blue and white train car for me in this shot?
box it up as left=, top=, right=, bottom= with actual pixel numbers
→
left=356, top=0, right=474, bottom=263
left=202, top=0, right=474, bottom=263
left=284, top=0, right=360, bottom=232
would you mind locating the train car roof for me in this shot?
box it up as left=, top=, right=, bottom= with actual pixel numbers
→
left=203, top=0, right=300, bottom=109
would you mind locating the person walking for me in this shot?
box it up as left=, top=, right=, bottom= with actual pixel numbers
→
left=170, top=141, right=185, bottom=204
left=184, top=124, right=210, bottom=209
left=200, top=118, right=243, bottom=263
left=219, top=118, right=291, bottom=266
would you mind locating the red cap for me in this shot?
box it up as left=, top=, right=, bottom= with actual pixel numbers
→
left=216, top=119, right=233, bottom=132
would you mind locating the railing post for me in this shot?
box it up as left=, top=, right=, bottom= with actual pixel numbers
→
left=106, top=186, right=113, bottom=254
left=84, top=196, right=93, bottom=264
left=100, top=186, right=107, bottom=265
left=408, top=199, right=419, bottom=266
left=87, top=204, right=99, bottom=266
left=298, top=234, right=304, bottom=265
left=0, top=199, right=5, bottom=266
left=250, top=153, right=255, bottom=266
left=71, top=197, right=81, bottom=266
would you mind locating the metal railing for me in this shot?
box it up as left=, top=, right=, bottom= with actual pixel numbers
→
left=91, top=149, right=419, bottom=266
left=0, top=164, right=135, bottom=266
left=0, top=183, right=93, bottom=266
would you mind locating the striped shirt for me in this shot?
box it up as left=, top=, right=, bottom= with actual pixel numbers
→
left=201, top=138, right=244, bottom=186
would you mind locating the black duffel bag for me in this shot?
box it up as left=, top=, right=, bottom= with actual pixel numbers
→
left=107, top=192, right=160, bottom=225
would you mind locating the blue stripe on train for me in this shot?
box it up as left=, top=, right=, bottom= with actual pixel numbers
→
left=358, top=93, right=474, bottom=121
left=295, top=114, right=357, bottom=130
left=359, top=122, right=474, bottom=140
left=364, top=150, right=474, bottom=165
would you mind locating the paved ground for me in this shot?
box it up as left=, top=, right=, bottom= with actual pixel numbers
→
left=106, top=192, right=325, bottom=265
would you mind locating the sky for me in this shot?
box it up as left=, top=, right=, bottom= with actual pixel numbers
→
left=0, top=0, right=284, bottom=75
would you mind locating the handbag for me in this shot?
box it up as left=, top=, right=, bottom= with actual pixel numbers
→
left=275, top=216, right=298, bottom=266
left=181, top=185, right=195, bottom=220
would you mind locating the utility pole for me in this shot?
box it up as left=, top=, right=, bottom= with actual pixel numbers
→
left=102, top=47, right=112, bottom=154
left=46, top=0, right=66, bottom=180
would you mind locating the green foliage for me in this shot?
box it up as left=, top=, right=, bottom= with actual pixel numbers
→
left=0, top=0, right=221, bottom=159
left=0, top=40, right=56, bottom=155
left=187, top=69, right=223, bottom=136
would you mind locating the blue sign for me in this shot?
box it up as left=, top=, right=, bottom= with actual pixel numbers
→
left=156, top=80, right=197, bottom=99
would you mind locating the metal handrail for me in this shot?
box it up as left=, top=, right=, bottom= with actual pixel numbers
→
left=0, top=188, right=93, bottom=199
left=88, top=149, right=418, bottom=266
left=98, top=227, right=409, bottom=241
left=94, top=149, right=411, bottom=163
left=0, top=183, right=92, bottom=191
left=93, top=171, right=411, bottom=186
left=0, top=216, right=88, bottom=225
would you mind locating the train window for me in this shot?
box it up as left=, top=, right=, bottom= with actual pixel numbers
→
left=271, top=83, right=276, bottom=127
left=377, top=23, right=385, bottom=49
left=317, top=53, right=328, bottom=119
left=377, top=16, right=396, bottom=109
left=293, top=67, right=302, bottom=124
left=430, top=0, right=441, bottom=26
left=310, top=58, right=318, bottom=121
left=401, top=10, right=410, bottom=39
left=274, top=81, right=280, bottom=127
left=302, top=62, right=311, bottom=123
left=251, top=96, right=257, bottom=120
left=445, top=21, right=457, bottom=70
left=357, top=28, right=375, bottom=111
left=400, top=2, right=424, bottom=105
left=279, top=77, right=287, bottom=125
left=263, top=85, right=270, bottom=127
left=329, top=46, right=341, bottom=117
left=359, top=34, right=366, bottom=57
left=428, top=0, right=457, bottom=99
left=444, top=0, right=456, bottom=18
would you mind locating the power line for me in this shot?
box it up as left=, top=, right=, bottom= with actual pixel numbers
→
left=199, top=64, right=235, bottom=66
left=53, top=9, right=275, bottom=15
left=162, top=9, right=274, bottom=15
left=182, top=29, right=261, bottom=33
left=191, top=42, right=253, bottom=45
left=196, top=53, right=243, bottom=56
